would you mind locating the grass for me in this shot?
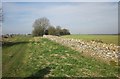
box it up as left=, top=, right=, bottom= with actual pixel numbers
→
left=62, top=34, right=119, bottom=45
left=2, top=36, right=119, bottom=77
left=2, top=35, right=32, bottom=76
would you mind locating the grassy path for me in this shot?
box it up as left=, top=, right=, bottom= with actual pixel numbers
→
left=2, top=36, right=119, bottom=77
left=2, top=36, right=31, bottom=76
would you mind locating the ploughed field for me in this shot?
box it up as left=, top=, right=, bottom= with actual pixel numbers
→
left=2, top=35, right=119, bottom=77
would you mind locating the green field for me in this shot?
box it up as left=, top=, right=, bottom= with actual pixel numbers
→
left=62, top=34, right=119, bottom=45
left=2, top=35, right=119, bottom=77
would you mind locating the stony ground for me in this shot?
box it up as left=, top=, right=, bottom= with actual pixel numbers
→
left=43, top=35, right=120, bottom=65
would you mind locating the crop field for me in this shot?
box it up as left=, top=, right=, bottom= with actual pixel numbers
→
left=62, top=34, right=119, bottom=45
left=2, top=35, right=119, bottom=78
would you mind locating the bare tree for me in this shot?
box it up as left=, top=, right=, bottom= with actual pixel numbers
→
left=32, top=17, right=50, bottom=36
left=0, top=7, right=3, bottom=22
left=0, top=8, right=2, bottom=37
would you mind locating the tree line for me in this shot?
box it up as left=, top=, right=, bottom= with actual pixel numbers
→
left=32, top=17, right=70, bottom=36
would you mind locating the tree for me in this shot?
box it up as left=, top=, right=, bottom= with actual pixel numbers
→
left=47, top=26, right=56, bottom=35
left=0, top=8, right=3, bottom=22
left=32, top=26, right=44, bottom=36
left=55, top=26, right=70, bottom=36
left=44, top=30, right=48, bottom=35
left=32, top=17, right=71, bottom=36
left=32, top=17, right=50, bottom=36
left=62, top=29, right=70, bottom=35
left=55, top=26, right=61, bottom=36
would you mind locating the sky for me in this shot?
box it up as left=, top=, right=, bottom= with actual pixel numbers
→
left=2, top=0, right=120, bottom=2
left=2, top=2, right=118, bottom=34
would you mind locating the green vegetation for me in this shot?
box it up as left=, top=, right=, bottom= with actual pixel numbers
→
left=2, top=36, right=32, bottom=77
left=2, top=36, right=118, bottom=77
left=62, top=34, right=119, bottom=45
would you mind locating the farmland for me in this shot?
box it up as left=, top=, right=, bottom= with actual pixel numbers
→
left=2, top=35, right=119, bottom=78
left=62, top=34, right=119, bottom=45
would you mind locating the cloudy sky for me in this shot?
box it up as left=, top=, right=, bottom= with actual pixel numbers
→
left=2, top=0, right=119, bottom=2
left=2, top=2, right=118, bottom=34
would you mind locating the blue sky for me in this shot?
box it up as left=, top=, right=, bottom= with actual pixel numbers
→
left=2, top=2, right=118, bottom=34
left=2, top=0, right=120, bottom=2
